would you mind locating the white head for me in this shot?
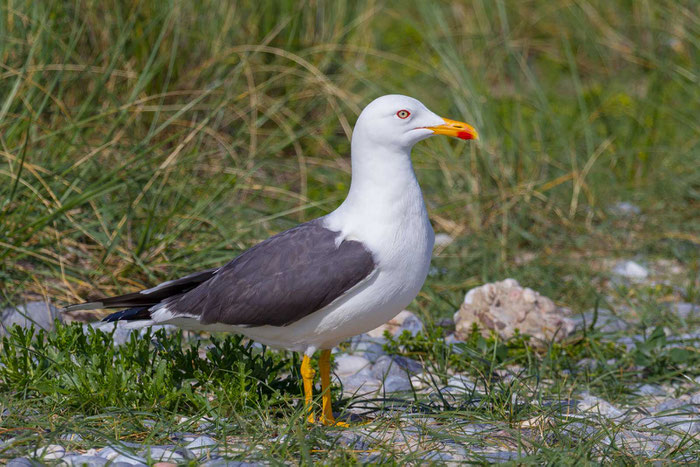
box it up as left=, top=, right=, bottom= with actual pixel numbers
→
left=352, top=94, right=478, bottom=152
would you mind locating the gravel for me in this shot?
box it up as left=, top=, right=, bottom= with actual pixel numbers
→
left=6, top=287, right=698, bottom=464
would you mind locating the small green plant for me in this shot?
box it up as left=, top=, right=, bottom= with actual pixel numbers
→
left=631, top=326, right=700, bottom=379
left=0, top=323, right=297, bottom=414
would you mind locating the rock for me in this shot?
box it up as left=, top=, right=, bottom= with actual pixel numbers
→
left=576, top=358, right=598, bottom=370
left=0, top=301, right=61, bottom=336
left=86, top=322, right=135, bottom=346
left=422, top=451, right=453, bottom=462
left=367, top=310, right=424, bottom=338
left=87, top=322, right=177, bottom=346
left=334, top=354, right=371, bottom=378
left=444, top=333, right=463, bottom=345
left=59, top=433, right=84, bottom=442
left=454, top=279, right=575, bottom=346
left=7, top=459, right=38, bottom=467
left=199, top=459, right=258, bottom=467
left=690, top=393, right=700, bottom=405
left=615, top=335, right=642, bottom=349
left=393, top=356, right=422, bottom=373
left=479, top=451, right=524, bottom=462
left=572, top=309, right=628, bottom=333
left=371, top=355, right=422, bottom=381
left=652, top=398, right=691, bottom=413
left=436, top=318, right=455, bottom=330
left=382, top=374, right=412, bottom=392
left=352, top=340, right=385, bottom=362
left=635, top=384, right=667, bottom=397
left=616, top=431, right=665, bottom=456
left=32, top=444, right=65, bottom=460
left=457, top=423, right=495, bottom=435
left=576, top=392, right=624, bottom=419
left=643, top=414, right=699, bottom=434
left=612, top=260, right=648, bottom=279
left=333, top=432, right=371, bottom=451
left=61, top=455, right=109, bottom=466
left=409, top=373, right=427, bottom=390
left=671, top=302, right=697, bottom=319
left=446, top=375, right=476, bottom=393
left=434, top=233, right=454, bottom=247
left=139, top=447, right=186, bottom=463
left=185, top=436, right=218, bottom=458
left=339, top=367, right=381, bottom=394
left=97, top=446, right=147, bottom=465
left=608, top=201, right=641, bottom=216
left=563, top=422, right=599, bottom=439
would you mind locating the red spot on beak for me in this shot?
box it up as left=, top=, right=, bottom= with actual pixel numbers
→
left=457, top=131, right=474, bottom=140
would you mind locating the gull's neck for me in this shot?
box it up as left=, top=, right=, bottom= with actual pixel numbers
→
left=329, top=135, right=427, bottom=228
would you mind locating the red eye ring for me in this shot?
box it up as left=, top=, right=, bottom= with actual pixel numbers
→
left=397, top=109, right=411, bottom=119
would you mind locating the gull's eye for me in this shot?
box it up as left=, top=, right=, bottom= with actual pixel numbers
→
left=396, top=109, right=411, bottom=119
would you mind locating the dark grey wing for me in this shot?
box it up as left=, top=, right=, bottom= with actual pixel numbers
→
left=164, top=219, right=375, bottom=326
left=63, top=267, right=219, bottom=312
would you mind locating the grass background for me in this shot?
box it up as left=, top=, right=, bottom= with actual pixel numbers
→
left=1, top=0, right=699, bottom=463
left=1, top=0, right=697, bottom=312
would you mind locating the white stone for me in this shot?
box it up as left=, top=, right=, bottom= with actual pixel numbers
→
left=367, top=310, right=423, bottom=338
left=339, top=368, right=382, bottom=394
left=433, top=233, right=454, bottom=247
left=334, top=354, right=371, bottom=377
left=447, top=375, right=476, bottom=393
left=612, top=260, right=648, bottom=279
left=32, top=445, right=65, bottom=460
left=577, top=392, right=624, bottom=419
left=60, top=455, right=109, bottom=466
left=140, top=447, right=185, bottom=462
left=97, top=446, right=147, bottom=464
left=608, top=201, right=641, bottom=216
left=409, top=373, right=427, bottom=390
left=382, top=374, right=412, bottom=392
left=185, top=436, right=217, bottom=458
left=636, top=384, right=667, bottom=397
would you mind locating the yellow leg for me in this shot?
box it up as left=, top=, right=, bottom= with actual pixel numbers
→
left=319, top=349, right=349, bottom=427
left=301, top=354, right=315, bottom=423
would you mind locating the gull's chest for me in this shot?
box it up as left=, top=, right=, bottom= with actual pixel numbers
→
left=372, top=209, right=432, bottom=265
left=359, top=200, right=435, bottom=301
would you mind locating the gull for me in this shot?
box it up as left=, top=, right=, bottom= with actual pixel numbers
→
left=65, top=94, right=477, bottom=426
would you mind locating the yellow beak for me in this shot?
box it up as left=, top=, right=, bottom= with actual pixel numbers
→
left=425, top=118, right=478, bottom=140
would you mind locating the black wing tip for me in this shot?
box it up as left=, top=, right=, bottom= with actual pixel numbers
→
left=102, top=307, right=151, bottom=322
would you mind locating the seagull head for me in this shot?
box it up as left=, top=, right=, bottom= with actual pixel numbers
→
left=353, top=94, right=478, bottom=151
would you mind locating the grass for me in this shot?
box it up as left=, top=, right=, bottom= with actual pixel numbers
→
left=1, top=0, right=699, bottom=464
